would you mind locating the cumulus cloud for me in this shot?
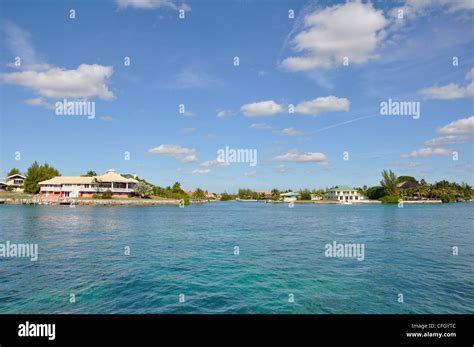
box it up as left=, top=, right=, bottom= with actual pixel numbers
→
left=249, top=123, right=272, bottom=130
left=241, top=100, right=284, bottom=117
left=294, top=96, right=349, bottom=115
left=191, top=169, right=210, bottom=174
left=216, top=110, right=236, bottom=119
left=424, top=134, right=471, bottom=146
left=115, top=0, right=190, bottom=10
left=24, top=97, right=54, bottom=109
left=279, top=127, right=304, bottom=136
left=199, top=159, right=229, bottom=167
left=419, top=69, right=474, bottom=100
left=217, top=110, right=227, bottom=118
left=273, top=149, right=328, bottom=164
left=0, top=64, right=114, bottom=100
left=401, top=147, right=451, bottom=158
left=281, top=2, right=388, bottom=71
left=438, top=116, right=474, bottom=134
left=146, top=144, right=197, bottom=163
left=244, top=170, right=257, bottom=177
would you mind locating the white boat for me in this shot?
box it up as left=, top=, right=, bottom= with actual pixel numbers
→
left=339, top=200, right=353, bottom=205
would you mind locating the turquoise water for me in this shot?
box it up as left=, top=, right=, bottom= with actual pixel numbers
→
left=0, top=202, right=473, bottom=314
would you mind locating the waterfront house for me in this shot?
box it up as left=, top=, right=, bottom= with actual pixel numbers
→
left=257, top=190, right=273, bottom=199
left=311, top=194, right=323, bottom=201
left=4, top=174, right=26, bottom=191
left=325, top=186, right=365, bottom=202
left=205, top=192, right=217, bottom=200
left=0, top=181, right=7, bottom=191
left=280, top=191, right=299, bottom=202
left=39, top=169, right=138, bottom=200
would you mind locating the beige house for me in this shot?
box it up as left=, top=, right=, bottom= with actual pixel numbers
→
left=3, top=174, right=26, bottom=191
left=39, top=169, right=138, bottom=200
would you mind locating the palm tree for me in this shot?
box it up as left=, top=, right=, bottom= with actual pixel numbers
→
left=271, top=188, right=280, bottom=201
left=195, top=188, right=205, bottom=199
left=380, top=170, right=398, bottom=196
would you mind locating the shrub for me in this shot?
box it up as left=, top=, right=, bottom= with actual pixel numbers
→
left=102, top=189, right=113, bottom=199
left=440, top=194, right=454, bottom=203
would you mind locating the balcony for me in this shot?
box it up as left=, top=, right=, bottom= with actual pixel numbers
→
left=40, top=186, right=135, bottom=193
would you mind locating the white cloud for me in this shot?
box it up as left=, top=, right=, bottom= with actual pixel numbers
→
left=279, top=127, right=304, bottom=136
left=419, top=69, right=474, bottom=100
left=273, top=165, right=288, bottom=173
left=241, top=100, right=284, bottom=117
left=390, top=0, right=474, bottom=21
left=420, top=83, right=474, bottom=100
left=1, top=64, right=114, bottom=100
left=244, top=170, right=257, bottom=177
left=438, top=116, right=474, bottom=134
left=173, top=63, right=216, bottom=89
left=401, top=147, right=451, bottom=158
left=295, top=96, right=349, bottom=115
left=115, top=0, right=190, bottom=10
left=466, top=68, right=474, bottom=80
left=281, top=2, right=388, bottom=71
left=200, top=160, right=229, bottom=167
left=182, top=111, right=195, bottom=117
left=273, top=149, right=328, bottom=164
left=216, top=110, right=235, bottom=118
left=249, top=123, right=272, bottom=130
left=24, top=97, right=54, bottom=109
left=99, top=116, right=114, bottom=122
left=424, top=134, right=471, bottom=146
left=3, top=20, right=40, bottom=66
left=191, top=169, right=210, bottom=174
left=147, top=144, right=197, bottom=163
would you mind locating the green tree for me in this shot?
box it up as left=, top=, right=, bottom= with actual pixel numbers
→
left=271, top=188, right=280, bottom=201
left=6, top=168, right=21, bottom=177
left=172, top=182, right=183, bottom=194
left=397, top=176, right=418, bottom=184
left=82, top=170, right=97, bottom=177
left=195, top=188, right=205, bottom=199
left=220, top=192, right=233, bottom=201
left=134, top=181, right=152, bottom=198
left=24, top=162, right=60, bottom=194
left=380, top=170, right=399, bottom=196
left=299, top=188, right=312, bottom=200
left=366, top=186, right=385, bottom=200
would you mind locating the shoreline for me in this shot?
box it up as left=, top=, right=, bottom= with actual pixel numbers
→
left=0, top=198, right=453, bottom=206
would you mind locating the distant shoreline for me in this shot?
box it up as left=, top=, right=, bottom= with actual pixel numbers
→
left=0, top=198, right=456, bottom=206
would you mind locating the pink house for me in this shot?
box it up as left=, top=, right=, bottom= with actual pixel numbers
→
left=39, top=169, right=138, bottom=200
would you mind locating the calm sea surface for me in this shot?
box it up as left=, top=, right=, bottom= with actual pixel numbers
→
left=0, top=202, right=473, bottom=314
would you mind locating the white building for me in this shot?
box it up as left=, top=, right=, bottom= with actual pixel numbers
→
left=325, top=186, right=365, bottom=202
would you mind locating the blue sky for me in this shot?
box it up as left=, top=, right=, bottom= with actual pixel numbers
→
left=1, top=0, right=473, bottom=192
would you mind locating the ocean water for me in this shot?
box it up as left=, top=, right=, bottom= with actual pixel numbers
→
left=0, top=202, right=473, bottom=314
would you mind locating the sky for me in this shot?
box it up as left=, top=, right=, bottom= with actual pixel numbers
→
left=0, top=0, right=473, bottom=193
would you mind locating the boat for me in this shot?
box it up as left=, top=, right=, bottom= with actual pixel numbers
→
left=339, top=200, right=353, bottom=205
